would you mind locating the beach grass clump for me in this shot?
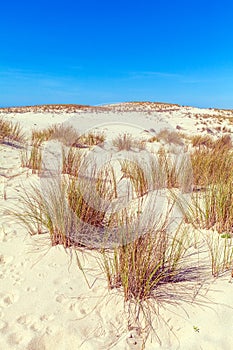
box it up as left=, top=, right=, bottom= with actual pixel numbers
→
left=67, top=178, right=107, bottom=230
left=20, top=126, right=56, bottom=174
left=114, top=150, right=188, bottom=198
left=157, top=147, right=192, bottom=192
left=192, top=180, right=233, bottom=234
left=119, top=159, right=148, bottom=197
left=212, top=134, right=232, bottom=150
left=191, top=145, right=233, bottom=187
left=12, top=178, right=77, bottom=247
left=13, top=162, right=116, bottom=248
left=76, top=131, right=105, bottom=147
left=148, top=129, right=184, bottom=146
left=100, top=217, right=190, bottom=301
left=95, top=163, right=118, bottom=201
left=20, top=140, right=43, bottom=174
left=191, top=135, right=233, bottom=232
left=191, top=134, right=232, bottom=151
left=113, top=133, right=145, bottom=151
left=66, top=162, right=119, bottom=237
left=189, top=134, right=233, bottom=274
left=36, top=124, right=106, bottom=148
left=0, top=117, right=24, bottom=144
left=62, top=146, right=83, bottom=177
left=45, top=124, right=80, bottom=146
left=16, top=151, right=119, bottom=248
left=31, top=128, right=54, bottom=145
left=190, top=134, right=214, bottom=149
left=112, top=133, right=134, bottom=151
left=22, top=125, right=81, bottom=174
left=158, top=148, right=179, bottom=189
left=31, top=124, right=80, bottom=146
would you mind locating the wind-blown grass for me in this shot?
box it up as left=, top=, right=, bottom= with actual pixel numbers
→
left=189, top=137, right=233, bottom=276
left=21, top=141, right=42, bottom=174
left=12, top=122, right=233, bottom=303
left=192, top=180, right=233, bottom=234
left=32, top=124, right=80, bottom=146
left=100, top=216, right=191, bottom=301
left=62, top=146, right=83, bottom=177
left=12, top=177, right=77, bottom=247
left=0, top=117, right=24, bottom=144
left=191, top=143, right=233, bottom=187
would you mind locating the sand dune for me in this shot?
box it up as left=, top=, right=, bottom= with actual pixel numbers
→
left=1, top=102, right=233, bottom=349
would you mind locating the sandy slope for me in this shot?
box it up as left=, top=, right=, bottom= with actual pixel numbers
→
left=1, top=103, right=233, bottom=349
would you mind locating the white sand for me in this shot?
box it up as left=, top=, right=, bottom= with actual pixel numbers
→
left=1, top=103, right=233, bottom=349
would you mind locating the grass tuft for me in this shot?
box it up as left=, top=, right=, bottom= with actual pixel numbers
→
left=100, top=217, right=191, bottom=301
left=0, top=117, right=24, bottom=144
left=113, top=133, right=145, bottom=151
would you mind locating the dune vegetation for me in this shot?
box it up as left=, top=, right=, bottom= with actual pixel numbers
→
left=9, top=122, right=233, bottom=301
left=2, top=104, right=233, bottom=349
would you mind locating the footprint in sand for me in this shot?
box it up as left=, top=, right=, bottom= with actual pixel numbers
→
left=11, top=272, right=24, bottom=286
left=13, top=277, right=24, bottom=286
left=55, top=294, right=67, bottom=304
left=25, top=286, right=37, bottom=293
left=37, top=272, right=48, bottom=279
left=17, top=314, right=48, bottom=333
left=0, top=292, right=19, bottom=307
left=5, top=267, right=24, bottom=286
left=17, top=314, right=32, bottom=327
left=15, top=261, right=27, bottom=269
left=40, top=314, right=55, bottom=322
left=69, top=301, right=91, bottom=317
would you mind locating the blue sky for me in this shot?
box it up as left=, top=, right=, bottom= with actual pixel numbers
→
left=1, top=0, right=233, bottom=108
